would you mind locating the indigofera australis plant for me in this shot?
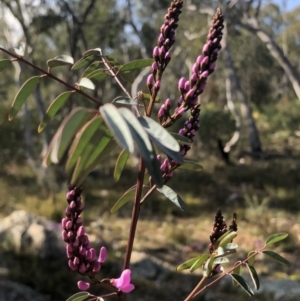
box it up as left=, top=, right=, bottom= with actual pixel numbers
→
left=1, top=1, right=289, bottom=300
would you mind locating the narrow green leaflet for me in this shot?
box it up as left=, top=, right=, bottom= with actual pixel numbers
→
left=81, top=61, right=102, bottom=78
left=214, top=231, right=237, bottom=249
left=100, top=104, right=134, bottom=153
left=47, top=55, right=74, bottom=68
left=111, top=186, right=137, bottom=213
left=138, top=117, right=179, bottom=152
left=83, top=48, right=102, bottom=57
left=71, top=130, right=103, bottom=184
left=230, top=274, right=254, bottom=296
left=77, top=77, right=95, bottom=90
left=72, top=55, right=96, bottom=70
left=232, top=262, right=241, bottom=276
left=86, top=69, right=108, bottom=82
left=66, top=116, right=104, bottom=172
left=43, top=107, right=91, bottom=166
left=112, top=96, right=138, bottom=106
left=157, top=185, right=186, bottom=211
left=38, top=91, right=73, bottom=133
left=9, top=76, right=41, bottom=120
left=170, top=133, right=193, bottom=146
left=119, top=108, right=163, bottom=188
left=72, top=135, right=117, bottom=186
left=178, top=160, right=203, bottom=172
left=246, top=264, right=260, bottom=290
left=203, top=255, right=215, bottom=277
left=190, top=254, right=210, bottom=272
left=247, top=251, right=256, bottom=266
left=177, top=256, right=202, bottom=271
left=119, top=58, right=153, bottom=72
left=265, top=233, right=288, bottom=246
left=262, top=250, right=289, bottom=265
left=213, top=257, right=229, bottom=264
left=114, top=149, right=130, bottom=181
left=0, top=59, right=11, bottom=72
left=66, top=292, right=89, bottom=301
left=215, top=246, right=236, bottom=258
left=223, top=243, right=238, bottom=250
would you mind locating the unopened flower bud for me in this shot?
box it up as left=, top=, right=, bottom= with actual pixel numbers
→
left=78, top=281, right=90, bottom=291
left=177, top=107, right=186, bottom=117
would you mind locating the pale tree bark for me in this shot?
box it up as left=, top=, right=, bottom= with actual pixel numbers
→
left=239, top=19, right=300, bottom=100
left=222, top=21, right=262, bottom=154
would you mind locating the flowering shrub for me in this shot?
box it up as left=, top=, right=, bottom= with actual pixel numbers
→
left=0, top=0, right=289, bottom=300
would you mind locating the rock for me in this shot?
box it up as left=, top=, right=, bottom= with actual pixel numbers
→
left=0, top=210, right=64, bottom=258
left=130, top=251, right=171, bottom=281
left=0, top=280, right=49, bottom=301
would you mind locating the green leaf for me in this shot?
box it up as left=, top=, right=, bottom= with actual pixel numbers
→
left=230, top=274, right=254, bottom=296
left=47, top=55, right=74, bottom=68
left=86, top=69, right=108, bottom=82
left=138, top=116, right=182, bottom=163
left=246, top=264, right=260, bottom=290
left=66, top=292, right=89, bottom=301
left=265, top=233, right=288, bottom=246
left=215, top=246, right=236, bottom=258
left=119, top=58, right=153, bottom=72
left=224, top=243, right=238, bottom=250
left=177, top=256, right=202, bottom=271
left=72, top=55, right=96, bottom=70
left=72, top=135, right=117, bottom=186
left=112, top=96, right=138, bottom=106
left=43, top=107, right=91, bottom=166
left=100, top=104, right=134, bottom=153
left=81, top=61, right=102, bottom=78
left=114, top=149, right=130, bottom=181
left=83, top=48, right=102, bottom=57
left=77, top=77, right=95, bottom=90
left=38, top=91, right=73, bottom=133
left=119, top=108, right=163, bottom=188
left=111, top=186, right=135, bottom=213
left=203, top=256, right=215, bottom=277
left=66, top=116, right=104, bottom=172
left=9, top=76, right=41, bottom=120
left=138, top=117, right=179, bottom=152
left=170, top=132, right=193, bottom=145
left=213, top=257, right=229, bottom=264
left=157, top=185, right=186, bottom=211
left=247, top=251, right=256, bottom=266
left=190, top=254, right=210, bottom=272
left=178, top=160, right=203, bottom=172
left=214, top=231, right=237, bottom=249
left=232, top=262, right=241, bottom=276
left=0, top=59, right=11, bottom=72
left=262, top=250, right=289, bottom=265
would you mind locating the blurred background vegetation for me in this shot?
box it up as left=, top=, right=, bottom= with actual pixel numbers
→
left=0, top=0, right=299, bottom=300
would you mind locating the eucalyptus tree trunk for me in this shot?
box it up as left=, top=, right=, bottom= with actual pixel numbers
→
left=222, top=22, right=262, bottom=154
left=240, top=19, right=300, bottom=100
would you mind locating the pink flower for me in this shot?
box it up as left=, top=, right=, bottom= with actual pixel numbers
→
left=77, top=280, right=90, bottom=291
left=111, top=269, right=135, bottom=293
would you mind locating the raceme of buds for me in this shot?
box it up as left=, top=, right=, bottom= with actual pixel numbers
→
left=147, top=0, right=183, bottom=97
left=62, top=186, right=107, bottom=290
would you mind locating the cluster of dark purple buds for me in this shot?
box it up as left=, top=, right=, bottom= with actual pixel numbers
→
left=62, top=186, right=107, bottom=289
left=158, top=8, right=224, bottom=125
left=147, top=0, right=183, bottom=96
left=208, top=209, right=238, bottom=254
left=158, top=104, right=201, bottom=180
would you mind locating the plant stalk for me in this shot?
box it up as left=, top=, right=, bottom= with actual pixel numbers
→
left=123, top=158, right=146, bottom=269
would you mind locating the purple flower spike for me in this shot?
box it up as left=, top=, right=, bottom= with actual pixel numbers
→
left=78, top=281, right=90, bottom=291
left=111, top=269, right=135, bottom=293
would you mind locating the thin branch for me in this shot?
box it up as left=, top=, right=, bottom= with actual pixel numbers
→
left=0, top=47, right=102, bottom=105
